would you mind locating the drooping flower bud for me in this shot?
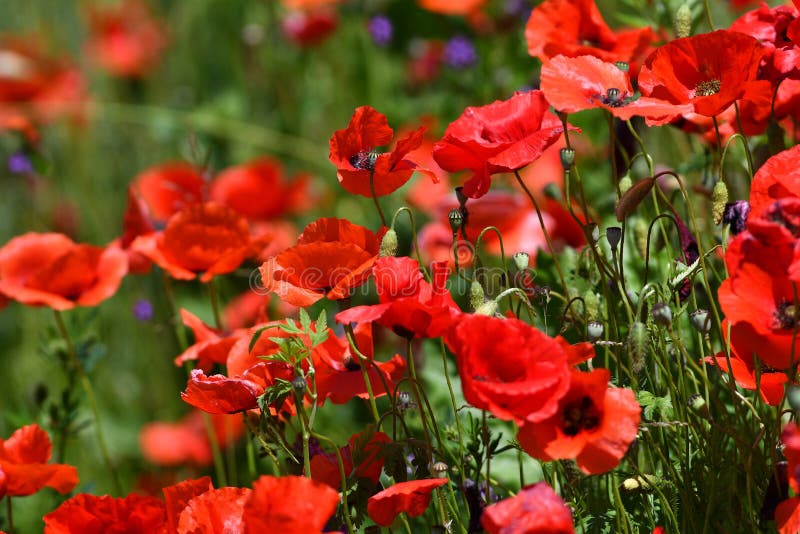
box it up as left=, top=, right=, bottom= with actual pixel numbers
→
left=469, top=280, right=485, bottom=310
left=651, top=302, right=672, bottom=327
left=380, top=228, right=399, bottom=257
left=587, top=321, right=604, bottom=342
left=559, top=148, right=575, bottom=170
left=788, top=386, right=800, bottom=414
left=512, top=251, right=530, bottom=271
left=675, top=4, right=692, bottom=38
left=633, top=218, right=648, bottom=258
left=618, top=174, right=633, bottom=195
left=712, top=181, right=728, bottom=225
left=474, top=300, right=498, bottom=316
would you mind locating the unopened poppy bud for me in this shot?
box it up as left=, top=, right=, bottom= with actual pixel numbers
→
left=629, top=321, right=648, bottom=368
left=432, top=461, right=449, bottom=478
left=633, top=218, right=648, bottom=258
left=606, top=226, right=622, bottom=250
left=475, top=300, right=498, bottom=316
left=615, top=61, right=629, bottom=72
left=560, top=148, right=575, bottom=170
left=712, top=181, right=728, bottom=225
left=292, top=376, right=306, bottom=393
left=651, top=302, right=672, bottom=326
left=675, top=4, right=692, bottom=38
left=380, top=228, right=399, bottom=257
left=512, top=251, right=530, bottom=271
left=587, top=321, right=604, bottom=342
left=544, top=182, right=562, bottom=200
left=690, top=309, right=711, bottom=334
left=687, top=394, right=710, bottom=418
left=788, top=386, right=800, bottom=413
left=618, top=174, right=633, bottom=195
left=589, top=223, right=600, bottom=244
left=622, top=474, right=659, bottom=492
left=448, top=208, right=463, bottom=233
left=469, top=280, right=485, bottom=310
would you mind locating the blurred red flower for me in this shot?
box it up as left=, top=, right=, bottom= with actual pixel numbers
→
left=445, top=314, right=571, bottom=423
left=335, top=257, right=459, bottom=339
left=243, top=475, right=340, bottom=533
left=481, top=482, right=574, bottom=534
left=0, top=424, right=78, bottom=497
left=173, top=309, right=249, bottom=369
left=282, top=9, right=339, bottom=47
left=730, top=3, right=800, bottom=82
left=540, top=55, right=691, bottom=124
left=140, top=411, right=244, bottom=467
left=132, top=162, right=205, bottom=223
left=85, top=0, right=168, bottom=78
left=517, top=368, right=641, bottom=474
left=638, top=30, right=770, bottom=117
left=417, top=0, right=486, bottom=15
left=0, top=233, right=128, bottom=310
left=367, top=478, right=448, bottom=527
left=329, top=106, right=433, bottom=197
left=132, top=202, right=251, bottom=282
left=259, top=217, right=385, bottom=306
left=748, top=144, right=800, bottom=217
left=309, top=429, right=391, bottom=489
left=525, top=0, right=654, bottom=66
left=44, top=494, right=167, bottom=533
left=777, top=424, right=800, bottom=534
left=433, top=91, right=567, bottom=198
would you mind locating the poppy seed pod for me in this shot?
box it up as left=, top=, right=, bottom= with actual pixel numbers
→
left=587, top=321, right=604, bottom=342
left=448, top=208, right=464, bottom=233
left=615, top=61, right=629, bottom=72
left=432, top=461, right=449, bottom=478
left=475, top=300, right=498, bottom=316
left=788, top=386, right=800, bottom=414
left=690, top=309, right=711, bottom=334
left=379, top=228, right=399, bottom=257
left=606, top=226, right=622, bottom=250
left=512, top=251, right=530, bottom=271
left=651, top=302, right=672, bottom=326
left=559, top=147, right=575, bottom=170
left=292, top=376, right=306, bottom=394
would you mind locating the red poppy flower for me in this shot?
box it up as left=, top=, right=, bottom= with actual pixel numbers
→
left=335, top=257, right=459, bottom=339
left=174, top=309, right=249, bottom=369
left=132, top=202, right=251, bottom=282
left=181, top=367, right=266, bottom=415
left=730, top=3, right=800, bottom=82
left=367, top=478, right=448, bottom=527
left=177, top=487, right=252, bottom=534
left=116, top=186, right=156, bottom=274
left=705, top=351, right=787, bottom=406
left=638, top=30, right=770, bottom=117
left=517, top=368, right=641, bottom=474
left=140, top=411, right=244, bottom=467
left=132, top=162, right=205, bottom=223
left=282, top=0, right=341, bottom=8
left=210, top=157, right=309, bottom=221
left=0, top=424, right=78, bottom=497
left=0, top=233, right=128, bottom=310
left=748, top=145, right=800, bottom=218
left=43, top=494, right=167, bottom=533
left=259, top=217, right=385, bottom=307
left=777, top=424, right=800, bottom=534
left=0, top=38, right=87, bottom=125
left=243, top=475, right=340, bottom=533
left=445, top=314, right=571, bottom=423
left=481, top=482, right=575, bottom=534
left=432, top=91, right=568, bottom=198
left=223, top=291, right=272, bottom=330
left=85, top=0, right=168, bottom=78
left=314, top=323, right=406, bottom=405
left=329, top=106, right=433, bottom=198
left=417, top=0, right=486, bottom=15
left=777, top=497, right=800, bottom=534
left=525, top=0, right=654, bottom=66
left=163, top=477, right=214, bottom=533
left=282, top=9, right=339, bottom=46
left=540, top=55, right=691, bottom=124
left=309, top=429, right=392, bottom=489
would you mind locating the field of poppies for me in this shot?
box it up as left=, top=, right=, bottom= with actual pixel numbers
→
left=2, top=0, right=800, bottom=532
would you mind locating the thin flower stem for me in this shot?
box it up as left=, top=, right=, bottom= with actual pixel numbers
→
left=369, top=169, right=387, bottom=226
left=312, top=432, right=355, bottom=534
left=703, top=0, right=715, bottom=30
left=513, top=170, right=568, bottom=295
left=438, top=339, right=465, bottom=474
left=732, top=102, right=754, bottom=178
left=53, top=310, right=122, bottom=495
left=343, top=324, right=381, bottom=424
left=207, top=277, right=223, bottom=330
left=293, top=387, right=312, bottom=479
left=5, top=497, right=13, bottom=534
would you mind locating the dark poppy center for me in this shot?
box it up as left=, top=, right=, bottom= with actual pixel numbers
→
left=774, top=300, right=799, bottom=330
left=341, top=353, right=361, bottom=371
left=600, top=87, right=627, bottom=107
left=561, top=395, right=601, bottom=436
left=695, top=79, right=721, bottom=97
left=766, top=203, right=800, bottom=237
left=349, top=150, right=378, bottom=171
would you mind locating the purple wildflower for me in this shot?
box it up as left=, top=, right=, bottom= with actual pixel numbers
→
left=444, top=35, right=477, bottom=69
left=368, top=15, right=393, bottom=47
